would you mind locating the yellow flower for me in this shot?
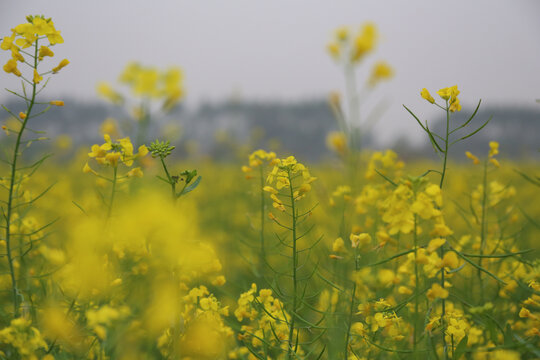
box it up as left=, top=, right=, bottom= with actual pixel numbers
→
left=327, top=42, right=340, bottom=58
left=127, top=167, right=144, bottom=178
left=0, top=34, right=17, bottom=51
left=88, top=144, right=108, bottom=159
left=411, top=192, right=441, bottom=219
left=31, top=17, right=53, bottom=36
left=19, top=112, right=26, bottom=120
left=368, top=61, right=393, bottom=87
left=488, top=141, right=499, bottom=157
left=437, top=85, right=459, bottom=101
left=427, top=283, right=448, bottom=301
left=162, top=67, right=185, bottom=110
left=441, top=251, right=459, bottom=269
left=351, top=23, right=377, bottom=62
left=421, top=88, right=435, bottom=103
left=3, top=58, right=21, bottom=76
left=263, top=186, right=278, bottom=194
left=449, top=97, right=461, bottom=112
left=427, top=238, right=446, bottom=253
left=332, top=237, right=346, bottom=253
left=489, top=158, right=500, bottom=168
left=106, top=152, right=121, bottom=167
left=350, top=233, right=371, bottom=248
left=97, top=82, right=124, bottom=104
left=50, top=100, right=64, bottom=106
left=38, top=45, right=54, bottom=60
left=52, top=58, right=69, bottom=73
left=335, top=26, right=349, bottom=41
left=326, top=131, right=347, bottom=156
left=33, top=69, right=43, bottom=83
left=430, top=222, right=453, bottom=237
left=138, top=144, right=149, bottom=157
left=519, top=307, right=531, bottom=318
left=465, top=151, right=480, bottom=165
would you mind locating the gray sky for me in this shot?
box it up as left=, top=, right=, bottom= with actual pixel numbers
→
left=1, top=0, right=539, bottom=144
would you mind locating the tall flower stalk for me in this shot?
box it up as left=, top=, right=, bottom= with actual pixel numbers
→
left=149, top=139, right=201, bottom=203
left=1, top=15, right=68, bottom=317
left=264, top=155, right=322, bottom=358
left=405, top=85, right=490, bottom=358
left=83, top=134, right=148, bottom=218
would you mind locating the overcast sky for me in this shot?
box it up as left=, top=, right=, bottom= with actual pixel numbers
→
left=1, top=1, right=539, bottom=144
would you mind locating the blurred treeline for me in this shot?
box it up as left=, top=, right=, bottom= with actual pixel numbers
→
left=2, top=98, right=538, bottom=162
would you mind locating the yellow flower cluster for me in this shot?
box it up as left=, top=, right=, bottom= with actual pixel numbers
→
left=97, top=62, right=185, bottom=111
left=264, top=155, right=316, bottom=212
left=356, top=299, right=408, bottom=343
left=518, top=280, right=540, bottom=337
left=368, top=60, right=394, bottom=87
left=86, top=305, right=131, bottom=340
left=84, top=134, right=148, bottom=173
left=328, top=23, right=393, bottom=88
left=326, top=131, right=348, bottom=156
left=327, top=23, right=377, bottom=63
left=0, top=318, right=48, bottom=360
left=1, top=15, right=68, bottom=79
left=421, top=85, right=461, bottom=112
left=234, top=284, right=292, bottom=354
left=466, top=140, right=501, bottom=167
left=365, top=150, right=404, bottom=180
left=241, top=149, right=278, bottom=179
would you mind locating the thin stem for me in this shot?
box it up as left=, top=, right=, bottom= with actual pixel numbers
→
left=160, top=157, right=176, bottom=201
left=136, top=99, right=150, bottom=147
left=413, top=213, right=419, bottom=358
left=439, top=100, right=450, bottom=188
left=344, top=246, right=359, bottom=359
left=107, top=166, right=118, bottom=218
left=4, top=39, right=40, bottom=317
left=477, top=159, right=488, bottom=303
left=344, top=62, right=360, bottom=150
left=287, top=168, right=298, bottom=359
left=259, top=166, right=266, bottom=273
left=439, top=100, right=450, bottom=360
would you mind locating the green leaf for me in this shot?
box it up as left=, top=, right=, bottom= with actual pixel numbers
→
left=403, top=105, right=428, bottom=132
left=450, top=99, right=482, bottom=134
left=451, top=115, right=492, bottom=145
left=504, top=324, right=515, bottom=347
left=155, top=175, right=170, bottom=184
left=72, top=201, right=87, bottom=215
left=453, top=335, right=468, bottom=359
left=181, top=169, right=198, bottom=184
left=374, top=168, right=397, bottom=187
left=450, top=246, right=506, bottom=284
left=425, top=121, right=444, bottom=153
left=178, top=175, right=201, bottom=197
left=514, top=169, right=540, bottom=187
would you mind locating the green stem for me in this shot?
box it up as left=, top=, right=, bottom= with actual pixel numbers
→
left=136, top=99, right=150, bottom=147
left=477, top=159, right=488, bottom=303
left=4, top=39, right=39, bottom=317
left=107, top=166, right=118, bottom=218
left=439, top=100, right=450, bottom=360
left=160, top=157, right=176, bottom=201
left=259, top=166, right=266, bottom=273
left=344, top=246, right=359, bottom=359
left=439, top=100, right=450, bottom=188
left=344, top=62, right=359, bottom=150
left=287, top=169, right=298, bottom=359
left=413, top=213, right=419, bottom=358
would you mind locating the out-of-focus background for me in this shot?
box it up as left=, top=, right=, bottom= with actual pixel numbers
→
left=1, top=0, right=539, bottom=160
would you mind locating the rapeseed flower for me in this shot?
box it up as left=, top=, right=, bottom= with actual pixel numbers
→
left=421, top=88, right=435, bottom=103
left=368, top=60, right=393, bottom=87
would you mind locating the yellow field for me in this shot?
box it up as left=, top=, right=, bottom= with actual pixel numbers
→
left=1, top=14, right=539, bottom=360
